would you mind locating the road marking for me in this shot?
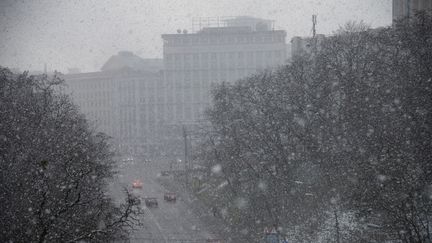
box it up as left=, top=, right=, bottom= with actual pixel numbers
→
left=142, top=205, right=168, bottom=243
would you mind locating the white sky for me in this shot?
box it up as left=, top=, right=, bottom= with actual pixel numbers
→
left=0, top=0, right=392, bottom=73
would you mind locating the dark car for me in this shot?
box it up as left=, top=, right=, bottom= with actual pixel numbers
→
left=206, top=239, right=224, bottom=243
left=160, top=171, right=170, bottom=176
left=164, top=192, right=177, bottom=202
left=144, top=197, right=158, bottom=208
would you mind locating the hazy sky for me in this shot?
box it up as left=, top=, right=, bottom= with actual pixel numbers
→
left=0, top=0, right=392, bottom=73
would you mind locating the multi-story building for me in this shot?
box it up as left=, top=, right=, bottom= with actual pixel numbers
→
left=393, top=0, right=432, bottom=22
left=63, top=51, right=163, bottom=156
left=161, top=16, right=288, bottom=125
left=65, top=17, right=290, bottom=159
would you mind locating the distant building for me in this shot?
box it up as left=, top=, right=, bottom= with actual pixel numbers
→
left=67, top=68, right=81, bottom=74
left=161, top=16, right=287, bottom=125
left=63, top=51, right=163, bottom=156
left=393, top=0, right=432, bottom=22
left=64, top=17, right=291, bottom=159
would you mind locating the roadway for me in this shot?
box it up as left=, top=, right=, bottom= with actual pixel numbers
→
left=109, top=158, right=223, bottom=243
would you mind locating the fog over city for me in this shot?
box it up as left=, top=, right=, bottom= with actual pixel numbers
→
left=1, top=1, right=432, bottom=243
left=0, top=0, right=391, bottom=72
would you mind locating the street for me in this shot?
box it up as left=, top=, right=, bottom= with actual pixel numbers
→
left=109, top=158, right=223, bottom=243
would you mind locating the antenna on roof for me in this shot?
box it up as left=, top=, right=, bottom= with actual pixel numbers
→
left=312, top=14, right=317, bottom=38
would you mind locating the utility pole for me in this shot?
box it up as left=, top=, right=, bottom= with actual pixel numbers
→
left=312, top=14, right=317, bottom=38
left=311, top=14, right=318, bottom=55
left=334, top=209, right=341, bottom=243
left=183, top=125, right=189, bottom=186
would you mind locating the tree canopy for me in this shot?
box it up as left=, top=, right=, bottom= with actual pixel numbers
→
left=0, top=68, right=139, bottom=242
left=196, top=11, right=432, bottom=243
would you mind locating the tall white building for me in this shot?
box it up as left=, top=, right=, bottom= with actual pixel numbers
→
left=64, top=17, right=290, bottom=159
left=161, top=16, right=288, bottom=125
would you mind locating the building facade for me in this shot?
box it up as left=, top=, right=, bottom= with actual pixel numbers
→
left=64, top=17, right=290, bottom=159
left=64, top=51, right=164, bottom=156
left=161, top=16, right=287, bottom=125
left=393, top=0, right=432, bottom=22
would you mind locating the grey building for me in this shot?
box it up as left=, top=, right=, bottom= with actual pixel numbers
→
left=161, top=16, right=288, bottom=125
left=63, top=51, right=163, bottom=156
left=64, top=17, right=290, bottom=159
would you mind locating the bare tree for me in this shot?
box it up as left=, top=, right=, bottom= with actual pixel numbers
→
left=0, top=68, right=141, bottom=242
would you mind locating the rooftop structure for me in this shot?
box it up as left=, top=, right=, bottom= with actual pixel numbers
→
left=191, top=16, right=275, bottom=33
left=101, top=51, right=163, bottom=72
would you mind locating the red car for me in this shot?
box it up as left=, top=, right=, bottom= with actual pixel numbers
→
left=164, top=192, right=177, bottom=202
left=132, top=179, right=143, bottom=189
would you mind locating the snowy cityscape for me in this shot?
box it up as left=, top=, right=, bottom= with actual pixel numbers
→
left=1, top=0, right=432, bottom=242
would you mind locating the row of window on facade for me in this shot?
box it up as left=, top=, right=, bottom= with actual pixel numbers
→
left=70, top=78, right=162, bottom=91
left=164, top=50, right=284, bottom=69
left=70, top=78, right=115, bottom=90
left=117, top=86, right=212, bottom=105
left=117, top=104, right=206, bottom=139
left=75, top=87, right=213, bottom=111
left=164, top=33, right=285, bottom=46
left=137, top=103, right=207, bottom=123
left=165, top=69, right=266, bottom=85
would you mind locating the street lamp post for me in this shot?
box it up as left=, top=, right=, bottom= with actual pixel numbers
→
left=183, top=125, right=189, bottom=187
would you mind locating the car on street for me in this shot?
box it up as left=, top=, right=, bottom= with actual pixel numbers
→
left=144, top=197, right=158, bottom=208
left=206, top=239, right=224, bottom=243
left=132, top=179, right=143, bottom=189
left=164, top=192, right=177, bottom=202
left=160, top=171, right=170, bottom=176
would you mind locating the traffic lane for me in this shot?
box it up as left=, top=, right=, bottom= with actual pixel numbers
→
left=158, top=183, right=215, bottom=240
left=156, top=176, right=226, bottom=240
left=129, top=205, right=169, bottom=243
left=152, top=195, right=210, bottom=240
left=130, top=187, right=200, bottom=241
left=113, top=163, right=169, bottom=242
left=113, top=160, right=218, bottom=241
left=135, top=174, right=215, bottom=241
left=131, top=174, right=192, bottom=238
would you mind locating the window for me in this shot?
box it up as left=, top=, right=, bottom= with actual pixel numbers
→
left=193, top=54, right=199, bottom=68
left=201, top=53, right=209, bottom=69
left=184, top=54, right=192, bottom=69
left=238, top=52, right=244, bottom=67
left=210, top=53, right=217, bottom=68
